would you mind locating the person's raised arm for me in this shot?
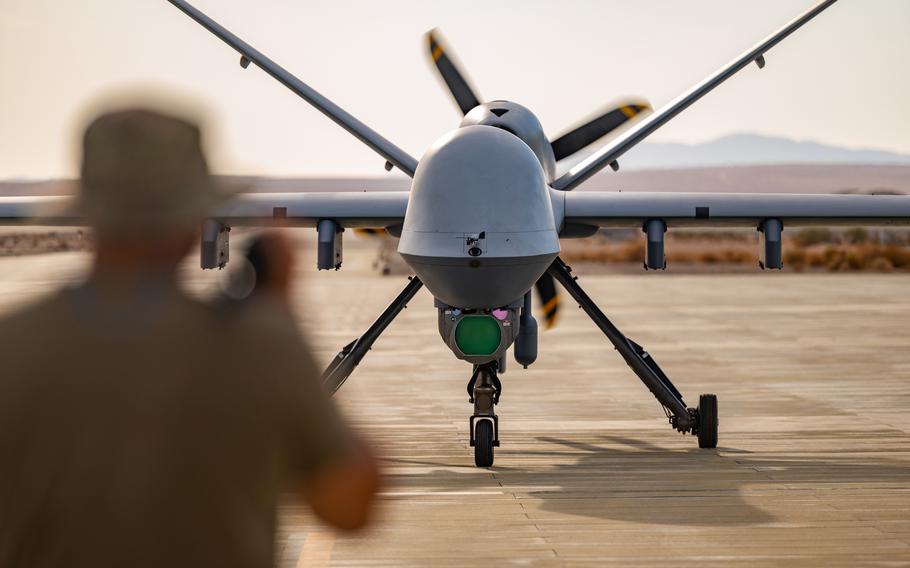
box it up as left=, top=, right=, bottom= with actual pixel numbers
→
left=249, top=232, right=382, bottom=531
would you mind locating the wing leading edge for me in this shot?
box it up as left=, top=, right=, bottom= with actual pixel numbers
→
left=561, top=192, right=910, bottom=230
left=552, top=0, right=839, bottom=191
left=0, top=192, right=410, bottom=230
left=167, top=0, right=419, bottom=177
left=5, top=191, right=909, bottom=230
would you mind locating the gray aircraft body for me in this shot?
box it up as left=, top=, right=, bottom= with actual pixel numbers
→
left=6, top=0, right=909, bottom=466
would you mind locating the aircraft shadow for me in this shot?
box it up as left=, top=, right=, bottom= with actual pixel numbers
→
left=385, top=433, right=910, bottom=527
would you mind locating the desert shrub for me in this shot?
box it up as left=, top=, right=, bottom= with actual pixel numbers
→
left=805, top=250, right=827, bottom=267
left=785, top=248, right=807, bottom=268
left=722, top=249, right=753, bottom=264
left=844, top=250, right=866, bottom=270
left=558, top=231, right=910, bottom=272
left=699, top=251, right=720, bottom=264
left=792, top=228, right=836, bottom=247
left=617, top=240, right=645, bottom=263
left=823, top=247, right=846, bottom=270
left=845, top=227, right=869, bottom=244
left=668, top=249, right=697, bottom=263
left=883, top=245, right=910, bottom=268
left=672, top=230, right=751, bottom=243
left=867, top=257, right=895, bottom=272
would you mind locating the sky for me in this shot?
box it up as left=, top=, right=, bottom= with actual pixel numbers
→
left=1, top=0, right=908, bottom=179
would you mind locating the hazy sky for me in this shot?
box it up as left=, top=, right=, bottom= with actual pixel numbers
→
left=1, top=0, right=908, bottom=179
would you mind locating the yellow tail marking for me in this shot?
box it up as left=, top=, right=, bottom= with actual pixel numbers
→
left=432, top=44, right=444, bottom=61
left=543, top=313, right=559, bottom=329
left=620, top=105, right=638, bottom=119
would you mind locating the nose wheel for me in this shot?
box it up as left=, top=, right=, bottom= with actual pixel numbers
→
left=473, top=419, right=496, bottom=467
left=468, top=362, right=501, bottom=467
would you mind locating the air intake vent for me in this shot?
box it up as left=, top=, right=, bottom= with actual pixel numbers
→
left=490, top=108, right=509, bottom=117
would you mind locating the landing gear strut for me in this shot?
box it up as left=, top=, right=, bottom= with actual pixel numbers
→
left=547, top=257, right=718, bottom=448
left=468, top=362, right=500, bottom=467
left=323, top=276, right=423, bottom=395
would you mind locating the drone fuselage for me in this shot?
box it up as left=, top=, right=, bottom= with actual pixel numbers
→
left=398, top=120, right=560, bottom=310
left=459, top=101, right=557, bottom=182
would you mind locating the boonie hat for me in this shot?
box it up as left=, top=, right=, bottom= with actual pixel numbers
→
left=79, top=108, right=237, bottom=233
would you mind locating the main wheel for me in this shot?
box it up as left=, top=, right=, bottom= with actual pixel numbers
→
left=697, top=393, right=718, bottom=449
left=474, top=419, right=495, bottom=467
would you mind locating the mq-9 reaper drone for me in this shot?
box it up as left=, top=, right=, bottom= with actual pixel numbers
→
left=14, top=0, right=907, bottom=467
left=165, top=0, right=910, bottom=467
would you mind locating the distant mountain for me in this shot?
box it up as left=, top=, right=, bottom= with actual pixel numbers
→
left=4, top=165, right=907, bottom=197
left=3, top=133, right=909, bottom=197
left=573, top=133, right=910, bottom=171
left=600, top=165, right=910, bottom=195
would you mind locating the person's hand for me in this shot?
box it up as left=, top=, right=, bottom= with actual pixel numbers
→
left=245, top=230, right=295, bottom=303
left=299, top=439, right=381, bottom=531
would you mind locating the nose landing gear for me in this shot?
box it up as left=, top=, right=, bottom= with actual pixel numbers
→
left=468, top=362, right=501, bottom=467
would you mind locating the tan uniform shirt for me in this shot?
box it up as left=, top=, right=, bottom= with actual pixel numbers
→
left=0, top=281, right=351, bottom=568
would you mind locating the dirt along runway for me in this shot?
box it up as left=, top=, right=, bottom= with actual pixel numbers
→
left=0, top=231, right=908, bottom=567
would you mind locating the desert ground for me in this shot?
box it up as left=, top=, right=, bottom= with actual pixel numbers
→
left=0, top=232, right=908, bottom=567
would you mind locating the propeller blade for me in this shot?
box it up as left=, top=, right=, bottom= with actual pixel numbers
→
left=550, top=102, right=651, bottom=162
left=426, top=29, right=481, bottom=115
left=534, top=273, right=560, bottom=330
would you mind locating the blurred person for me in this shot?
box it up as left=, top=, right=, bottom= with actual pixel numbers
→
left=0, top=108, right=379, bottom=568
left=243, top=231, right=297, bottom=303
left=217, top=231, right=295, bottom=306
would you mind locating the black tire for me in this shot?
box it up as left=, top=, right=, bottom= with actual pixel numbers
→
left=474, top=420, right=495, bottom=467
left=697, top=394, right=718, bottom=449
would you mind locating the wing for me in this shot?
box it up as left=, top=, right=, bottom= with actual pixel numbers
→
left=561, top=192, right=910, bottom=230
left=0, top=196, right=79, bottom=226
left=214, top=192, right=408, bottom=228
left=0, top=192, right=409, bottom=229
left=167, top=0, right=418, bottom=177
left=552, top=0, right=839, bottom=191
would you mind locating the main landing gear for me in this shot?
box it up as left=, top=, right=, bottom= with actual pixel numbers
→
left=323, top=276, right=424, bottom=395
left=547, top=257, right=718, bottom=449
left=322, top=261, right=717, bottom=469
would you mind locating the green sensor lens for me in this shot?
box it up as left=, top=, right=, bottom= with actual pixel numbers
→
left=454, top=315, right=502, bottom=356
